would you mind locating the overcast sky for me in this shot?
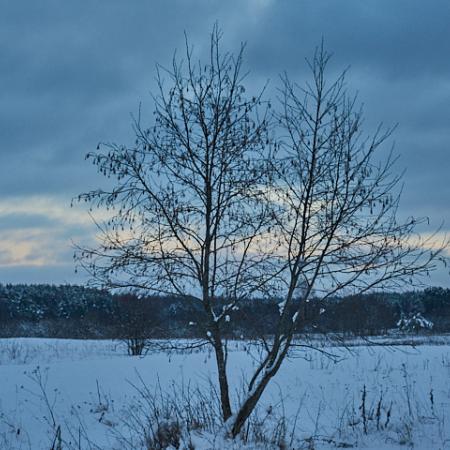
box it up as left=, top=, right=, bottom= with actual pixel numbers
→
left=0, top=0, right=449, bottom=286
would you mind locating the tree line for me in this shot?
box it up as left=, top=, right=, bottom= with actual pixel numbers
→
left=1, top=284, right=449, bottom=338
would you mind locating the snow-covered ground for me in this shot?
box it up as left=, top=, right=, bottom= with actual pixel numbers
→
left=0, top=338, right=449, bottom=449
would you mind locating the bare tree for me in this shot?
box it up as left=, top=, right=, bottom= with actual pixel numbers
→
left=76, top=26, right=279, bottom=422
left=228, top=45, right=446, bottom=436
left=76, top=29, right=446, bottom=439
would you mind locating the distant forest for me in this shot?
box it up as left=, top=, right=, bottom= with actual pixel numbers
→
left=1, top=284, right=449, bottom=339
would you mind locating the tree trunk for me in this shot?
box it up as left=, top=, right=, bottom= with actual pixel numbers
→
left=230, top=339, right=291, bottom=437
left=230, top=370, right=273, bottom=437
left=213, top=338, right=232, bottom=421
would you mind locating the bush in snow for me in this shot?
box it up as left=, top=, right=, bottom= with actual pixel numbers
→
left=396, top=312, right=433, bottom=333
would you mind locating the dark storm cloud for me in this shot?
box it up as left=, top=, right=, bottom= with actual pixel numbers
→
left=237, top=0, right=450, bottom=231
left=0, top=0, right=448, bottom=283
left=0, top=1, right=231, bottom=196
left=244, top=1, right=450, bottom=80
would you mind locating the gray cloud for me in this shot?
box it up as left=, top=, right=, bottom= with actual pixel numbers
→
left=0, top=264, right=87, bottom=285
left=0, top=0, right=448, bottom=285
left=0, top=212, right=55, bottom=231
left=244, top=1, right=450, bottom=80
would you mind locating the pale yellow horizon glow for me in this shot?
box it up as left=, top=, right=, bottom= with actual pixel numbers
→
left=0, top=195, right=98, bottom=268
left=0, top=194, right=448, bottom=271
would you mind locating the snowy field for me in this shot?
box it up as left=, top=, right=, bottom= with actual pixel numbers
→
left=1, top=338, right=449, bottom=449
